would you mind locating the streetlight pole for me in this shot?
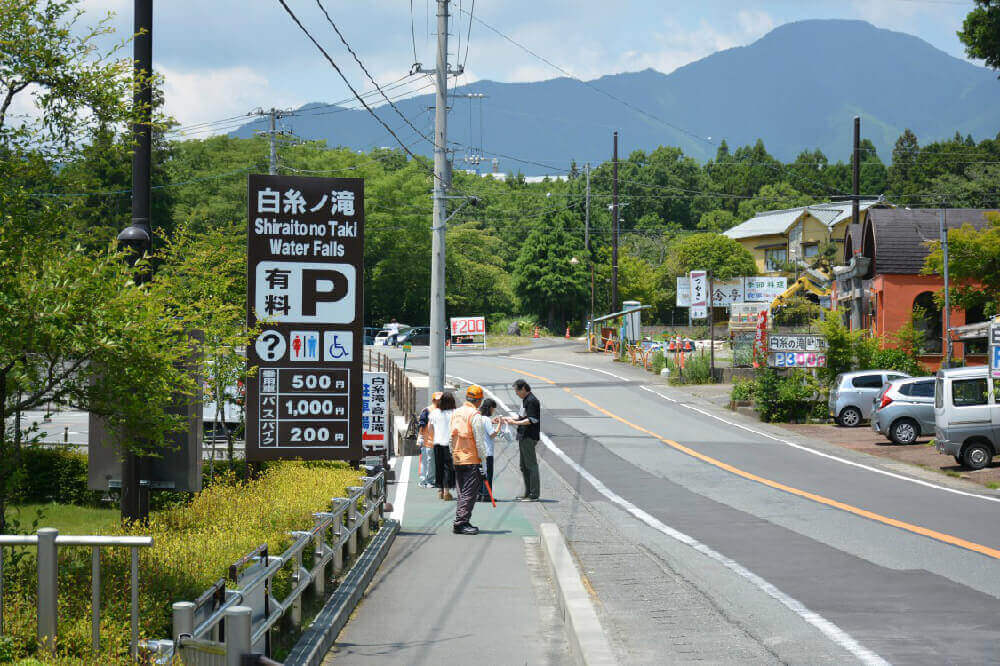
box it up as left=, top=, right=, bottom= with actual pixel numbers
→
left=116, top=0, right=154, bottom=523
left=611, top=131, right=619, bottom=312
left=585, top=163, right=594, bottom=341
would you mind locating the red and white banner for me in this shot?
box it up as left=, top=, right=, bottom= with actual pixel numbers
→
left=689, top=270, right=708, bottom=319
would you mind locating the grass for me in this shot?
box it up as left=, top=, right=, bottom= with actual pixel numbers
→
left=484, top=334, right=542, bottom=348
left=6, top=502, right=119, bottom=535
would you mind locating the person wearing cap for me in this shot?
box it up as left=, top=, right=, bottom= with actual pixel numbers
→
left=449, top=385, right=488, bottom=535
left=416, top=393, right=440, bottom=488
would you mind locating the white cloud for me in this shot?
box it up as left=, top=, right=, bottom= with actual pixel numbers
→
left=159, top=65, right=293, bottom=130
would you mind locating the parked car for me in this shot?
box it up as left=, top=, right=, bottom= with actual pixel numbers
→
left=829, top=370, right=910, bottom=427
left=397, top=326, right=430, bottom=346
left=363, top=327, right=380, bottom=346
left=934, top=366, right=998, bottom=470
left=871, top=377, right=936, bottom=444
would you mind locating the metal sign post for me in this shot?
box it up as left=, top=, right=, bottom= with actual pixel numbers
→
left=245, top=175, right=365, bottom=460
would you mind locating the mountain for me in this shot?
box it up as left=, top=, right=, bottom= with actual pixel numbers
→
left=230, top=19, right=1000, bottom=174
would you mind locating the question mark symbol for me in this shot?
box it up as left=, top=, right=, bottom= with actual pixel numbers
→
left=265, top=333, right=281, bottom=360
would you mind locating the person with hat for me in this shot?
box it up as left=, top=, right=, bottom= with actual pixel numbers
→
left=449, top=385, right=488, bottom=535
left=416, top=393, right=440, bottom=488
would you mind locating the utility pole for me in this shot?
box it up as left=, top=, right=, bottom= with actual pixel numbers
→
left=611, top=131, right=619, bottom=312
left=116, top=0, right=154, bottom=524
left=850, top=116, right=862, bottom=332
left=585, top=163, right=594, bottom=334
left=416, top=0, right=462, bottom=393
left=941, top=206, right=952, bottom=368
left=250, top=107, right=294, bottom=175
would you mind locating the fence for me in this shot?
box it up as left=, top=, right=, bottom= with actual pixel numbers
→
left=161, top=467, right=386, bottom=665
left=365, top=350, right=418, bottom=422
left=0, top=531, right=154, bottom=659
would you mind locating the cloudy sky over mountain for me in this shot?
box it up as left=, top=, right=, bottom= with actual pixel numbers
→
left=73, top=0, right=978, bottom=130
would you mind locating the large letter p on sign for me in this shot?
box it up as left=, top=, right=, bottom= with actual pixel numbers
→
left=302, top=269, right=349, bottom=316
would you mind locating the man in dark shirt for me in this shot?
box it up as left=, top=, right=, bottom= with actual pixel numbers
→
left=504, top=378, right=541, bottom=501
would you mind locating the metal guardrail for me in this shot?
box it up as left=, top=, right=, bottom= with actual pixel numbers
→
left=162, top=467, right=386, bottom=665
left=0, top=531, right=154, bottom=658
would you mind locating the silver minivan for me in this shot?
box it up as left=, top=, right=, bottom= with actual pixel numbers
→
left=829, top=370, right=910, bottom=427
left=934, top=366, right=999, bottom=470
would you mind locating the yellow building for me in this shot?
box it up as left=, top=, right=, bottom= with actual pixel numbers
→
left=724, top=198, right=890, bottom=275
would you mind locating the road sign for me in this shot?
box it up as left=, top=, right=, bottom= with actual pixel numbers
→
left=246, top=175, right=364, bottom=460
left=689, top=271, right=708, bottom=319
left=768, top=334, right=828, bottom=352
left=362, top=371, right=388, bottom=454
left=402, top=342, right=412, bottom=353
left=991, top=318, right=1000, bottom=378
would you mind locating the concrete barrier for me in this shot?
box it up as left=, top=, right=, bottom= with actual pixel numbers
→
left=539, top=523, right=617, bottom=665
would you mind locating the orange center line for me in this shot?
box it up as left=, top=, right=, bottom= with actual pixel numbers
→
left=494, top=363, right=1000, bottom=561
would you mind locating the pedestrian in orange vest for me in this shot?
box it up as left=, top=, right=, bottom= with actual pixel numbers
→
left=449, top=385, right=488, bottom=534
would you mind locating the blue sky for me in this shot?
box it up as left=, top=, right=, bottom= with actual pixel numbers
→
left=69, top=0, right=981, bottom=132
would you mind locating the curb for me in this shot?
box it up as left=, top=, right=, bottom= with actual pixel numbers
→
left=539, top=523, right=618, bottom=665
left=284, top=519, right=400, bottom=666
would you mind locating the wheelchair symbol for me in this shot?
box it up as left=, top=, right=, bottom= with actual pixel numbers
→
left=328, top=335, right=348, bottom=359
left=323, top=330, right=353, bottom=362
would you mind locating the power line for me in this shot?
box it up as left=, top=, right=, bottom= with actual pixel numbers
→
left=461, top=0, right=475, bottom=71
left=314, top=0, right=434, bottom=145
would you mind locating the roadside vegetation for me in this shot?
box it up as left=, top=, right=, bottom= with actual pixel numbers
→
left=0, top=459, right=358, bottom=664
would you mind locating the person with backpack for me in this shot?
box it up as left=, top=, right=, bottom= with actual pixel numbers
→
left=416, top=392, right=440, bottom=489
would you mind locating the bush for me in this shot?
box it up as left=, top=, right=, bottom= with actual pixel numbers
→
left=731, top=379, right=755, bottom=402
left=754, top=369, right=823, bottom=423
left=1, top=461, right=360, bottom=664
left=12, top=448, right=102, bottom=506
left=650, top=350, right=665, bottom=374
left=664, top=351, right=713, bottom=384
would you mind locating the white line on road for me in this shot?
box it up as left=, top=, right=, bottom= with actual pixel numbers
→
left=505, top=356, right=1000, bottom=506
left=449, top=371, right=888, bottom=666
left=387, top=455, right=412, bottom=523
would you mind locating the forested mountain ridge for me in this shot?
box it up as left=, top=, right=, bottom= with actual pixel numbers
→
left=231, top=19, right=1000, bottom=173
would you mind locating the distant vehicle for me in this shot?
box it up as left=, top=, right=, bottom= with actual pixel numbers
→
left=398, top=326, right=430, bottom=346
left=871, top=377, right=936, bottom=444
left=363, top=327, right=380, bottom=346
left=373, top=323, right=411, bottom=346
left=934, top=366, right=998, bottom=470
left=829, top=370, right=910, bottom=427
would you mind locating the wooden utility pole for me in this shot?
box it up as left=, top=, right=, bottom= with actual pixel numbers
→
left=611, top=131, right=619, bottom=312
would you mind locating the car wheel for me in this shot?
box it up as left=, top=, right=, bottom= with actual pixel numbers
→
left=889, top=418, right=919, bottom=445
left=954, top=455, right=962, bottom=465
left=961, top=441, right=993, bottom=471
left=837, top=406, right=862, bottom=427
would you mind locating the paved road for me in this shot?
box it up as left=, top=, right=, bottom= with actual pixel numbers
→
left=384, top=341, right=1000, bottom=665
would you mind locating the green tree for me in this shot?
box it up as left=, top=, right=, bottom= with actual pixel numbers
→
left=697, top=209, right=737, bottom=232
left=959, top=1, right=1000, bottom=73
left=446, top=221, right=515, bottom=317
left=512, top=210, right=588, bottom=328
left=655, top=234, right=758, bottom=313
left=736, top=182, right=813, bottom=220
left=923, top=211, right=1000, bottom=316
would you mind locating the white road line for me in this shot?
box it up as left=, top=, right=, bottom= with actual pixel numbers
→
left=503, top=356, right=1000, bottom=505
left=449, top=371, right=887, bottom=666
left=638, top=385, right=1000, bottom=505
left=387, top=455, right=412, bottom=523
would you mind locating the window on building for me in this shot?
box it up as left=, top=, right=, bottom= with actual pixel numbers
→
left=913, top=291, right=942, bottom=354
left=952, top=378, right=988, bottom=407
left=802, top=243, right=820, bottom=259
left=765, top=248, right=787, bottom=271
left=965, top=304, right=988, bottom=354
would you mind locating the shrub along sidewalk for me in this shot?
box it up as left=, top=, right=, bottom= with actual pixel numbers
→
left=0, top=460, right=359, bottom=664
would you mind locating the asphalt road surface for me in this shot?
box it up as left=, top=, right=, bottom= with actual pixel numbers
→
left=388, top=341, right=1000, bottom=665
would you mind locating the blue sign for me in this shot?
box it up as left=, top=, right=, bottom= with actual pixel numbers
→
left=991, top=345, right=1000, bottom=378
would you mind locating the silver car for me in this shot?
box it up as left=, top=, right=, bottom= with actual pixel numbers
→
left=871, top=377, right=936, bottom=444
left=828, top=370, right=910, bottom=427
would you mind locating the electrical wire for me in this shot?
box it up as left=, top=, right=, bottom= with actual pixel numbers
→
left=462, top=0, right=475, bottom=71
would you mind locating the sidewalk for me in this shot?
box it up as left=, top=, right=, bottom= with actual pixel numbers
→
left=323, top=444, right=571, bottom=664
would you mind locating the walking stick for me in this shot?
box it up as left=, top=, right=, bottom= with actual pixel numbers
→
left=483, top=478, right=497, bottom=507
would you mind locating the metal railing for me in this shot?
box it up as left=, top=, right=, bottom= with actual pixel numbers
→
left=0, top=531, right=154, bottom=658
left=163, top=468, right=386, bottom=665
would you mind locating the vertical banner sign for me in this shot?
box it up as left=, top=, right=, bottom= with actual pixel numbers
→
left=246, top=175, right=364, bottom=460
left=990, top=319, right=1000, bottom=379
left=689, top=270, right=708, bottom=319
left=362, top=371, right=388, bottom=454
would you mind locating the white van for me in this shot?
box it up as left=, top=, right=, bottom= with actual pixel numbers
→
left=934, top=366, right=999, bottom=470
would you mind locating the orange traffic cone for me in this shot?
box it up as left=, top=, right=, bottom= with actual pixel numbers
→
left=565, top=326, right=571, bottom=339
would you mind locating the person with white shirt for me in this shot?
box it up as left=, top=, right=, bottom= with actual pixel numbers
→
left=386, top=318, right=400, bottom=347
left=472, top=398, right=505, bottom=502
left=427, top=391, right=456, bottom=500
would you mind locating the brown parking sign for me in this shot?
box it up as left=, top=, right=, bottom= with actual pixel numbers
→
left=245, top=175, right=365, bottom=460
